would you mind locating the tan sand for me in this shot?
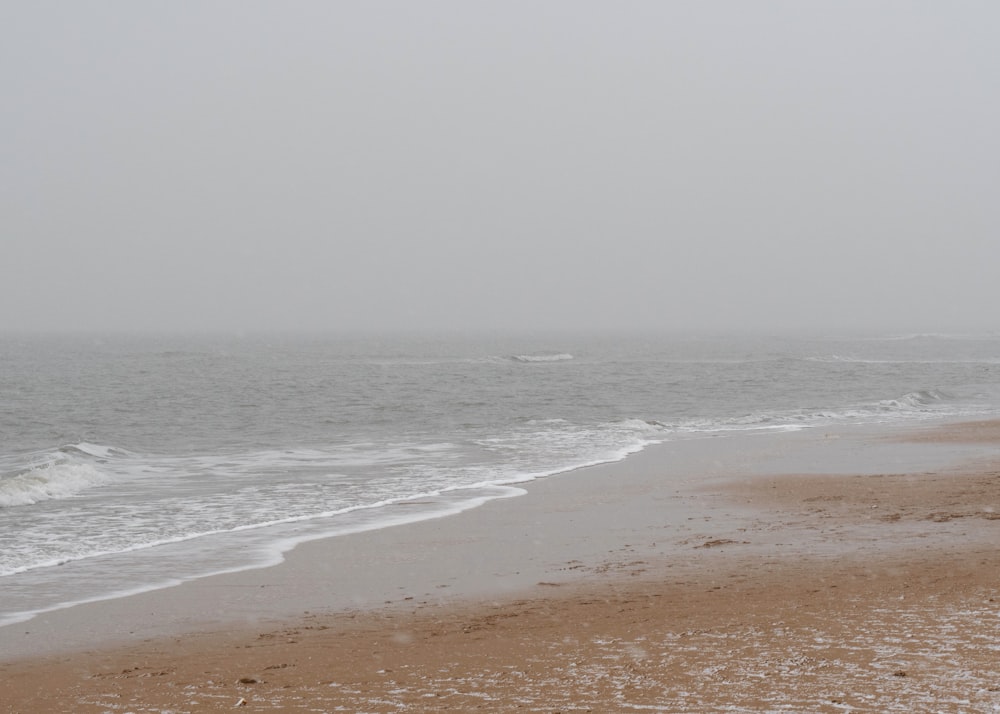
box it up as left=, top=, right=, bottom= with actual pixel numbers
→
left=2, top=421, right=999, bottom=712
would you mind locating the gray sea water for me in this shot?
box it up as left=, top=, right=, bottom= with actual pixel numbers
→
left=2, top=331, right=999, bottom=627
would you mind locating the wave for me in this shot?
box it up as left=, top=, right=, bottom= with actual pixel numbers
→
left=805, top=354, right=1000, bottom=365
left=657, top=389, right=966, bottom=437
left=0, top=484, right=530, bottom=626
left=0, top=461, right=114, bottom=507
left=59, top=442, right=126, bottom=459
left=877, top=389, right=950, bottom=410
left=508, top=353, right=574, bottom=363
left=0, top=442, right=129, bottom=508
left=863, top=332, right=1000, bottom=342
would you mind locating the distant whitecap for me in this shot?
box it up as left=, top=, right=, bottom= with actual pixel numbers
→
left=508, top=353, right=574, bottom=363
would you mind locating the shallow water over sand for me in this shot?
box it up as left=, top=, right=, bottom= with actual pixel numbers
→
left=2, top=331, right=999, bottom=625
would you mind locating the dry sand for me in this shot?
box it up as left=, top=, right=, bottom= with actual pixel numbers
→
left=2, top=421, right=999, bottom=713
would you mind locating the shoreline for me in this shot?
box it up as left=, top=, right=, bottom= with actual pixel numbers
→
left=2, top=419, right=1000, bottom=711
left=2, top=420, right=996, bottom=652
left=0, top=418, right=983, bottom=639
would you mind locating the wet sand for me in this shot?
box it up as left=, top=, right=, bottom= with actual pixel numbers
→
left=2, top=421, right=999, bottom=712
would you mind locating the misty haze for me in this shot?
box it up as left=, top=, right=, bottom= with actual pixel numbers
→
left=3, top=2, right=998, bottom=334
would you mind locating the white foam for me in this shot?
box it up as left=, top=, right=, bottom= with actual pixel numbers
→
left=64, top=442, right=119, bottom=459
left=878, top=389, right=948, bottom=410
left=510, top=353, right=574, bottom=363
left=0, top=462, right=113, bottom=507
left=0, top=485, right=530, bottom=628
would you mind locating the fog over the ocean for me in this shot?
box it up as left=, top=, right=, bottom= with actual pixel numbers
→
left=3, top=2, right=998, bottom=334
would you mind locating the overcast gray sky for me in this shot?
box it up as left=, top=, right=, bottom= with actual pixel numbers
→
left=3, top=1, right=998, bottom=334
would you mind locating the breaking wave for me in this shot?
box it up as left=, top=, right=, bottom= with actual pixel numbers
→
left=877, top=389, right=950, bottom=410
left=0, top=461, right=114, bottom=508
left=59, top=442, right=127, bottom=460
left=657, top=389, right=960, bottom=436
left=509, top=353, right=574, bottom=363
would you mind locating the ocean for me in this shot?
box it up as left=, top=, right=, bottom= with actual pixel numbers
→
left=2, top=331, right=999, bottom=628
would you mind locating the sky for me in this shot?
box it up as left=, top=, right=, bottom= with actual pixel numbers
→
left=2, top=1, right=998, bottom=334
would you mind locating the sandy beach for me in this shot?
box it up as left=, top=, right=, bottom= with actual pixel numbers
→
left=2, top=420, right=999, bottom=713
